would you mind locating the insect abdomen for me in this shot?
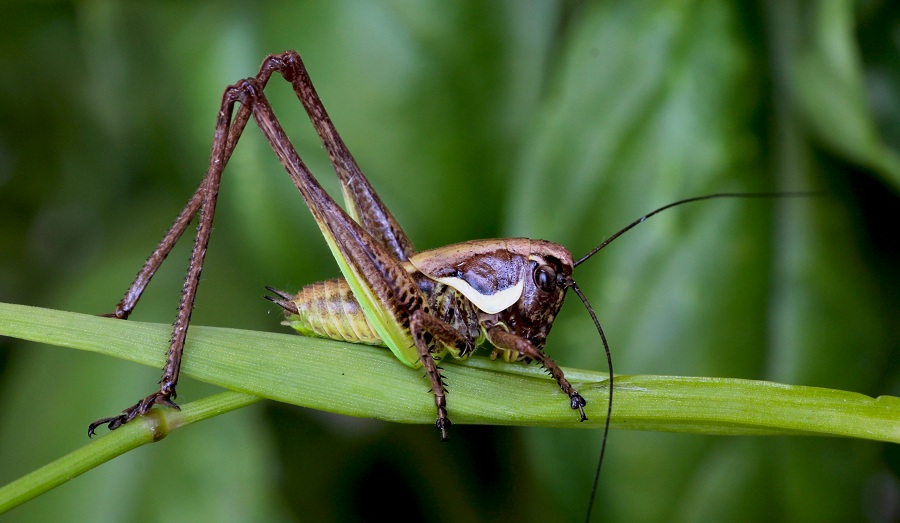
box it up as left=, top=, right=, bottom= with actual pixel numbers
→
left=284, top=279, right=383, bottom=345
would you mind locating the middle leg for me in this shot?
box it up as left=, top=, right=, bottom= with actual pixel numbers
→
left=410, top=309, right=476, bottom=441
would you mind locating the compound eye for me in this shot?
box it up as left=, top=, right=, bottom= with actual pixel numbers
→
left=534, top=265, right=557, bottom=293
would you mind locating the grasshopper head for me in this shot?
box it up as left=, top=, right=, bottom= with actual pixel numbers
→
left=499, top=240, right=574, bottom=349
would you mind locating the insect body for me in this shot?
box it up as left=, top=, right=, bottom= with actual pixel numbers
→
left=268, top=238, right=586, bottom=441
left=88, top=51, right=595, bottom=443
left=274, top=239, right=569, bottom=351
left=267, top=238, right=583, bottom=435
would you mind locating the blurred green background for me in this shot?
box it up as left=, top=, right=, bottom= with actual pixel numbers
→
left=1, top=1, right=898, bottom=521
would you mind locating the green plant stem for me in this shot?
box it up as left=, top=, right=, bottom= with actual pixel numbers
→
left=0, top=304, right=900, bottom=442
left=0, top=391, right=260, bottom=513
left=1, top=302, right=898, bottom=439
left=1, top=301, right=898, bottom=512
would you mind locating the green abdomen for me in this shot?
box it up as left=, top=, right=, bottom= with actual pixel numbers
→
left=284, top=279, right=383, bottom=345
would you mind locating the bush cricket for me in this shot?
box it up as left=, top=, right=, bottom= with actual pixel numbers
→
left=87, top=50, right=812, bottom=520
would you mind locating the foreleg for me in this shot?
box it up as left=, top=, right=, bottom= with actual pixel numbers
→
left=486, top=327, right=588, bottom=421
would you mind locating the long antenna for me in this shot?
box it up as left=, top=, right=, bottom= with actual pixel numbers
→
left=574, top=192, right=819, bottom=267
left=573, top=190, right=820, bottom=521
left=564, top=277, right=612, bottom=523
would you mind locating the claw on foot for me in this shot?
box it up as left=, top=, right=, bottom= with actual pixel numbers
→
left=98, top=306, right=130, bottom=320
left=570, top=392, right=588, bottom=422
left=87, top=416, right=120, bottom=437
left=87, top=391, right=180, bottom=438
left=436, top=417, right=452, bottom=442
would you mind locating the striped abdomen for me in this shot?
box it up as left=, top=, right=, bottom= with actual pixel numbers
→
left=284, top=279, right=382, bottom=345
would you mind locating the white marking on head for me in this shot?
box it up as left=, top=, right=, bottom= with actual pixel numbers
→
left=435, top=276, right=524, bottom=314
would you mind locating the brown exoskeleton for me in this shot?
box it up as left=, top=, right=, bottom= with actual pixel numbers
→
left=87, top=50, right=810, bottom=520
left=88, top=50, right=602, bottom=442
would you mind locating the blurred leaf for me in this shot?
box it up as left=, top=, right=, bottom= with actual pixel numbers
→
left=1, top=1, right=897, bottom=522
left=505, top=1, right=899, bottom=521
left=793, top=1, right=900, bottom=188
